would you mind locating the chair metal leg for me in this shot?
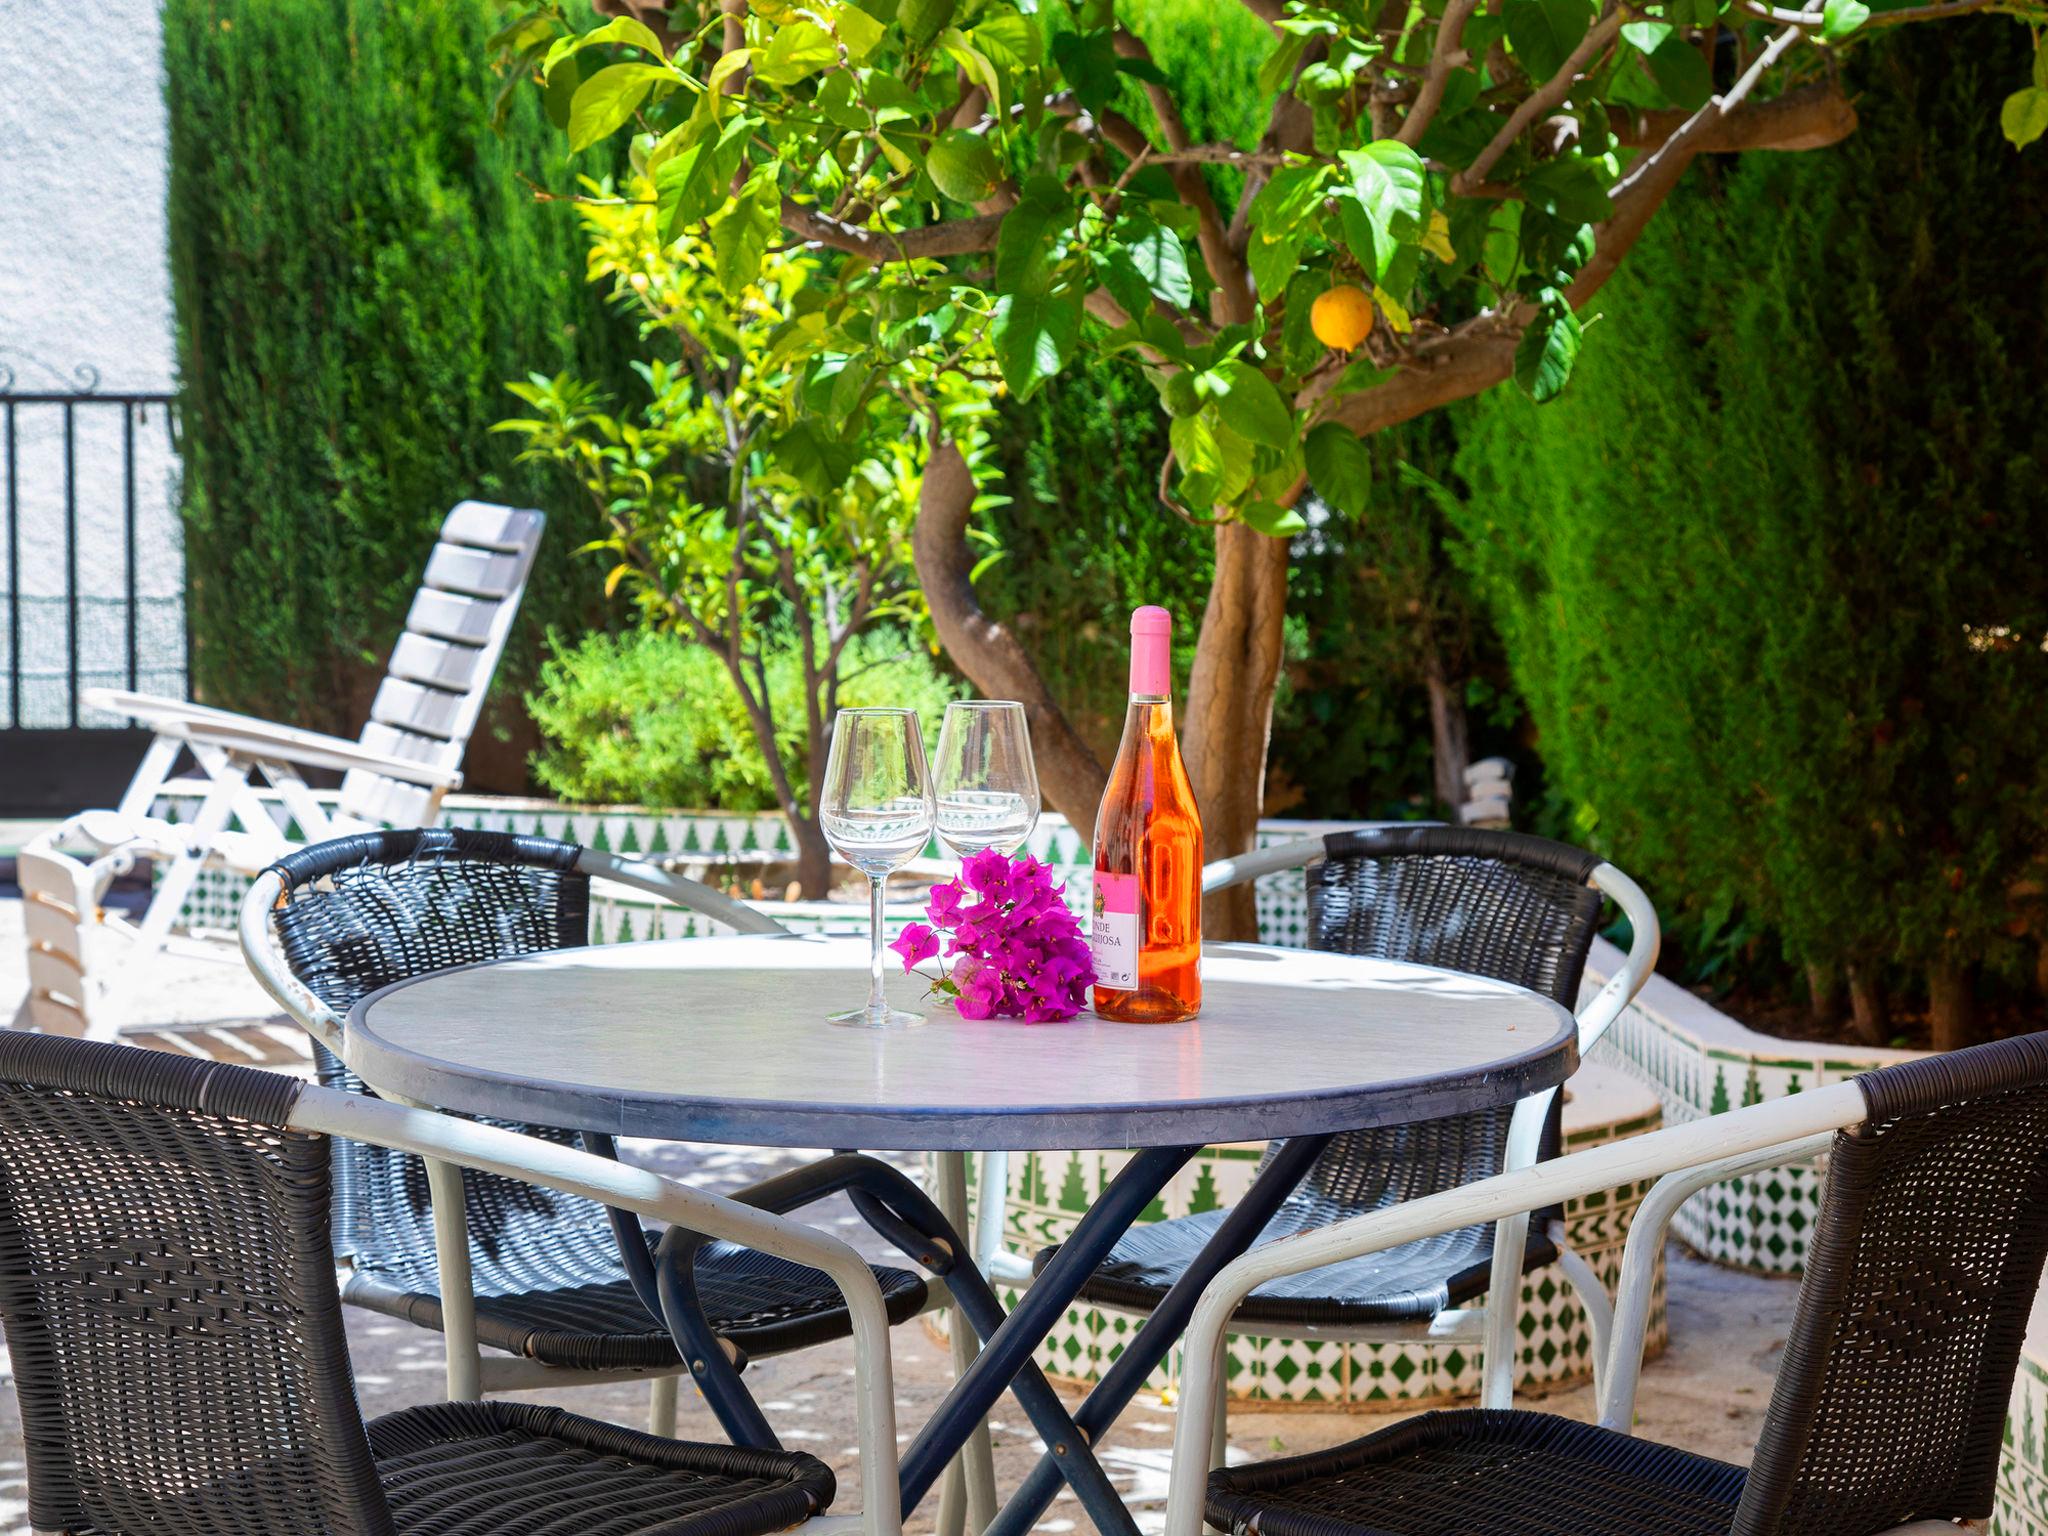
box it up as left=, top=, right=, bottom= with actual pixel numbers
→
left=1478, top=1207, right=1530, bottom=1410
left=935, top=1152, right=998, bottom=1533
left=1208, top=1368, right=1229, bottom=1471
left=1548, top=1224, right=1614, bottom=1405
left=420, top=1152, right=483, bottom=1401
left=648, top=1372, right=679, bottom=1437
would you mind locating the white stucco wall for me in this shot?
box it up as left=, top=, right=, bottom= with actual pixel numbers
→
left=0, top=0, right=184, bottom=727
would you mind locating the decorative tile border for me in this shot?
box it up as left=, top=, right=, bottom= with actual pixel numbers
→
left=934, top=1066, right=1665, bottom=1412
left=1580, top=940, right=1919, bottom=1278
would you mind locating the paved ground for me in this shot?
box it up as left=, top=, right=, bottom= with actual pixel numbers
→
left=0, top=898, right=1802, bottom=1533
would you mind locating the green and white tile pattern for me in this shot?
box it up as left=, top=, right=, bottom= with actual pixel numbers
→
left=969, top=1076, right=1665, bottom=1411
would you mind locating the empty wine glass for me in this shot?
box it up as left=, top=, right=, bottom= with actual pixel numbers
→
left=820, top=707, right=935, bottom=1029
left=932, top=700, right=1040, bottom=859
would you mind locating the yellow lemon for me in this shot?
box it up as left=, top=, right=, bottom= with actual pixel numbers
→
left=1310, top=284, right=1374, bottom=352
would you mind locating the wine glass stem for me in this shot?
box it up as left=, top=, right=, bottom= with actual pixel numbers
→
left=867, top=872, right=889, bottom=1016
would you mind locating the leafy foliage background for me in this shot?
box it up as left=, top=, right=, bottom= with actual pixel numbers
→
left=1450, top=22, right=2048, bottom=1005
left=164, top=0, right=637, bottom=747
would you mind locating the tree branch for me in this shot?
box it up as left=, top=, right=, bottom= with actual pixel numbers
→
left=912, top=436, right=1108, bottom=839
left=1311, top=25, right=1836, bottom=441
left=1398, top=0, right=1483, bottom=147
left=1456, top=4, right=1626, bottom=191
left=1614, top=80, right=1858, bottom=153
left=1114, top=26, right=1256, bottom=325
left=1742, top=0, right=2006, bottom=23
left=779, top=200, right=1006, bottom=260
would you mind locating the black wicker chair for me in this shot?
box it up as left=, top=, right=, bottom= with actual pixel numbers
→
left=242, top=827, right=930, bottom=1428
left=1037, top=826, right=1658, bottom=1420
left=1198, top=1031, right=2048, bottom=1536
left=0, top=1027, right=843, bottom=1536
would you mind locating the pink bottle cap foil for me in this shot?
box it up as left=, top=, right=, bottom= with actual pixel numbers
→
left=1131, top=606, right=1172, bottom=696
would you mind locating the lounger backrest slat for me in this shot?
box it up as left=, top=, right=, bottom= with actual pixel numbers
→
left=338, top=502, right=542, bottom=827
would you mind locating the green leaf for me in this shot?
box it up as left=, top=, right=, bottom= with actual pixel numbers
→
left=1248, top=161, right=1334, bottom=242
left=1520, top=161, right=1613, bottom=225
left=544, top=14, right=668, bottom=76
left=1170, top=412, right=1254, bottom=504
left=543, top=54, right=581, bottom=130
left=2002, top=87, right=2048, bottom=150
left=2036, top=42, right=2048, bottom=90
left=755, top=21, right=838, bottom=86
left=1050, top=28, right=1121, bottom=115
left=568, top=63, right=670, bottom=152
left=1514, top=291, right=1583, bottom=403
left=1821, top=0, right=1869, bottom=39
left=710, top=169, right=780, bottom=291
left=1104, top=214, right=1194, bottom=311
left=834, top=4, right=886, bottom=60
left=1303, top=422, right=1371, bottom=517
left=1205, top=360, right=1295, bottom=450
left=926, top=128, right=1002, bottom=203
left=1337, top=140, right=1427, bottom=279
left=1281, top=268, right=1325, bottom=375
left=1248, top=234, right=1302, bottom=301
left=1257, top=31, right=1310, bottom=96
left=900, top=0, right=959, bottom=47
left=995, top=178, right=1071, bottom=293
left=1623, top=23, right=1713, bottom=110
left=1503, top=0, right=1593, bottom=80
left=991, top=292, right=1081, bottom=400
left=1239, top=500, right=1308, bottom=537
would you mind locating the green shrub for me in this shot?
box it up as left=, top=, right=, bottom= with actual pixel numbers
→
left=1449, top=23, right=2048, bottom=1039
left=163, top=0, right=634, bottom=740
left=528, top=628, right=962, bottom=811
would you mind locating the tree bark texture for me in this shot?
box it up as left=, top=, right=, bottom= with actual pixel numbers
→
left=1846, top=964, right=1890, bottom=1048
left=1184, top=521, right=1291, bottom=941
left=1422, top=645, right=1471, bottom=815
left=1927, top=961, right=1978, bottom=1052
left=913, top=438, right=1109, bottom=843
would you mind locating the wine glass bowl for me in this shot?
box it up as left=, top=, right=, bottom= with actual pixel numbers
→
left=820, top=707, right=934, bottom=1029
left=933, top=700, right=1040, bottom=859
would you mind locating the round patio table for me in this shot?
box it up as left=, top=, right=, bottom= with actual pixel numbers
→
left=345, top=932, right=1577, bottom=1536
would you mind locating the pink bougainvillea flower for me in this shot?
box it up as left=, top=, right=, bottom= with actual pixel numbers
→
left=889, top=922, right=938, bottom=972
left=926, top=880, right=965, bottom=927
left=895, top=851, right=1096, bottom=1023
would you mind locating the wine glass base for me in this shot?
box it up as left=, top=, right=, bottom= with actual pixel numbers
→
left=827, top=1005, right=929, bottom=1030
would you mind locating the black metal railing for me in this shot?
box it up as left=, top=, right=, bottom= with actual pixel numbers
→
left=1, top=366, right=185, bottom=730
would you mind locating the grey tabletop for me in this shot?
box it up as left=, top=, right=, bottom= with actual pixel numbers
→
left=344, top=933, right=1579, bottom=1151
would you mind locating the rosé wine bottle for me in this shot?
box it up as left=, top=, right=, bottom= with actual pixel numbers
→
left=1090, top=607, right=1203, bottom=1022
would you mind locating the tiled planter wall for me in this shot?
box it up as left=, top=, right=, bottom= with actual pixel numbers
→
left=1581, top=939, right=1920, bottom=1278
left=972, top=1066, right=1665, bottom=1411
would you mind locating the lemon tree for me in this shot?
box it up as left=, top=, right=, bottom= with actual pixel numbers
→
left=491, top=0, right=2045, bottom=928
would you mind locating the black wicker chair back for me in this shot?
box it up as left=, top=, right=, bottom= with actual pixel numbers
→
left=1731, top=1031, right=2048, bottom=1536
left=0, top=1029, right=395, bottom=1536
left=264, top=828, right=630, bottom=1345
left=1269, top=826, right=1604, bottom=1230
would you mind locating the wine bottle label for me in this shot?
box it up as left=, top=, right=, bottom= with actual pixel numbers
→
left=1091, top=871, right=1140, bottom=990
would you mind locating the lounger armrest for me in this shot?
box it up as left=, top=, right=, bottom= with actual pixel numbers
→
left=1160, top=1080, right=1872, bottom=1536
left=1200, top=835, right=1328, bottom=893
left=85, top=689, right=462, bottom=789
left=578, top=850, right=792, bottom=936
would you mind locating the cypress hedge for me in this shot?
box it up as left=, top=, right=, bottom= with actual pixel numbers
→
left=163, top=0, right=634, bottom=755
left=1449, top=23, right=2048, bottom=1046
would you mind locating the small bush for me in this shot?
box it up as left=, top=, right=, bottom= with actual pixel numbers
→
left=528, top=628, right=962, bottom=811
